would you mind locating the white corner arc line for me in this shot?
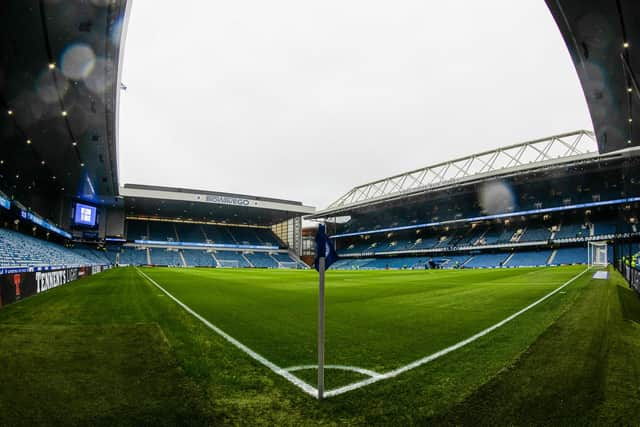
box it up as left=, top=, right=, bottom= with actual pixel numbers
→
left=323, top=267, right=592, bottom=398
left=135, top=268, right=318, bottom=397
left=285, top=364, right=383, bottom=379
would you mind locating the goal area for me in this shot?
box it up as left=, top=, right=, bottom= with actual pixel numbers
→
left=588, top=241, right=608, bottom=267
left=277, top=261, right=299, bottom=269
left=218, top=260, right=240, bottom=268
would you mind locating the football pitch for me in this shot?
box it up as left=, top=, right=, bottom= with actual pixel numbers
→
left=137, top=265, right=589, bottom=396
left=2, top=265, right=640, bottom=425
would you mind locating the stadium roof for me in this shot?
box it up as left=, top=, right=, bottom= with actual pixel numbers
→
left=0, top=0, right=129, bottom=204
left=309, top=130, right=640, bottom=219
left=1, top=0, right=639, bottom=215
left=121, top=183, right=315, bottom=226
left=547, top=0, right=640, bottom=153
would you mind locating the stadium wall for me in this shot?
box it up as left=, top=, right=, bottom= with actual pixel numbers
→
left=0, top=265, right=111, bottom=309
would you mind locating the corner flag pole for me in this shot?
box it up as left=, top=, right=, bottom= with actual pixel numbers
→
left=318, top=256, right=326, bottom=400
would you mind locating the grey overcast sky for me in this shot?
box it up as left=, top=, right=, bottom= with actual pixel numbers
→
left=118, top=0, right=592, bottom=210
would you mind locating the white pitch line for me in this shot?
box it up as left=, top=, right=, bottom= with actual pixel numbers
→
left=135, top=268, right=318, bottom=397
left=285, top=364, right=383, bottom=379
left=323, top=267, right=592, bottom=398
left=137, top=266, right=591, bottom=400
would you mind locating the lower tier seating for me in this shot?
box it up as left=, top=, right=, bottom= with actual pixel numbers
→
left=0, top=228, right=101, bottom=268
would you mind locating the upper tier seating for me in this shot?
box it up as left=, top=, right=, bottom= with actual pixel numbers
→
left=519, top=226, right=551, bottom=242
left=126, top=220, right=284, bottom=248
left=554, top=223, right=588, bottom=240
left=127, top=221, right=148, bottom=240
left=254, top=228, right=281, bottom=246
left=0, top=228, right=98, bottom=268
left=175, top=223, right=206, bottom=243
left=481, top=230, right=503, bottom=245
left=411, top=237, right=440, bottom=250
left=148, top=222, right=178, bottom=242
left=202, top=224, right=235, bottom=244
left=592, top=221, right=617, bottom=237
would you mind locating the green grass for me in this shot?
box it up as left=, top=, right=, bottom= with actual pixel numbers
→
left=0, top=265, right=638, bottom=425
left=139, top=266, right=585, bottom=379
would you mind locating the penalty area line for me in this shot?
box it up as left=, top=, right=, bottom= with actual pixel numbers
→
left=135, top=268, right=318, bottom=397
left=323, top=267, right=593, bottom=398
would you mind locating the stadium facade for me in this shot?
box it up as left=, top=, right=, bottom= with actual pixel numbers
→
left=308, top=131, right=640, bottom=270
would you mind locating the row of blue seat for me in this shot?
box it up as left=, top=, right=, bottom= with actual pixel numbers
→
left=117, top=246, right=302, bottom=268
left=126, top=220, right=283, bottom=247
left=330, top=247, right=604, bottom=270
left=339, top=220, right=633, bottom=256
left=0, top=228, right=107, bottom=269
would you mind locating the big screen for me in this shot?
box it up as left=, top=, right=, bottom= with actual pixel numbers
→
left=73, top=203, right=97, bottom=227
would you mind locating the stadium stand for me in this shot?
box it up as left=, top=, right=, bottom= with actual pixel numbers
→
left=125, top=219, right=287, bottom=253
left=519, top=225, right=551, bottom=242
left=463, top=253, right=509, bottom=269
left=592, top=221, right=618, bottom=237
left=545, top=222, right=586, bottom=241
left=175, top=223, right=206, bottom=242
left=214, top=251, right=252, bottom=268
left=551, top=247, right=587, bottom=265
left=148, top=222, right=179, bottom=242
left=441, top=254, right=472, bottom=268
left=149, top=248, right=183, bottom=266
left=0, top=228, right=99, bottom=268
left=244, top=252, right=278, bottom=268
left=127, top=221, right=148, bottom=241
left=271, top=252, right=298, bottom=263
left=202, top=224, right=234, bottom=244
left=182, top=250, right=216, bottom=267
left=506, top=250, right=552, bottom=267
left=105, top=246, right=121, bottom=264
left=70, top=245, right=111, bottom=265
left=119, top=247, right=148, bottom=266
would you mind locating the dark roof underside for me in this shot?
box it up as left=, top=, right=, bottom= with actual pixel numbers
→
left=547, top=0, right=640, bottom=153
left=0, top=0, right=127, bottom=209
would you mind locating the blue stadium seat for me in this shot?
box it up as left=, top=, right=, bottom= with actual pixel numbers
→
left=244, top=252, right=278, bottom=268
left=148, top=222, right=178, bottom=242
left=214, top=251, right=251, bottom=267
left=175, top=223, right=206, bottom=243
left=127, top=220, right=148, bottom=241
left=519, top=226, right=551, bottom=242
left=0, top=228, right=99, bottom=268
left=463, top=253, right=508, bottom=268
left=551, top=247, right=587, bottom=265
left=182, top=250, right=216, bottom=267
left=119, top=247, right=148, bottom=265
left=507, top=250, right=551, bottom=267
left=149, top=248, right=182, bottom=266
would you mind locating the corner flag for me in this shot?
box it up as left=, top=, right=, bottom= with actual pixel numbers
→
left=314, top=223, right=338, bottom=400
left=314, top=224, right=338, bottom=271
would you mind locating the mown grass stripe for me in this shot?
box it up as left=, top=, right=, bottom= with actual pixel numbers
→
left=135, top=268, right=319, bottom=397
left=323, top=267, right=592, bottom=397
